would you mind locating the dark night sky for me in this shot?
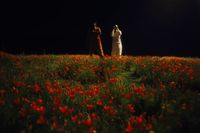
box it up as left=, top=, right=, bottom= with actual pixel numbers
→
left=1, top=0, right=200, bottom=56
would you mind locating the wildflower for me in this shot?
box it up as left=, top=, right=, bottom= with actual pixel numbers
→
left=53, top=83, right=59, bottom=89
left=36, top=106, right=45, bottom=114
left=37, top=99, right=43, bottom=104
left=79, top=90, right=84, bottom=96
left=78, top=112, right=83, bottom=117
left=127, top=104, right=135, bottom=113
left=91, top=113, right=98, bottom=121
left=145, top=123, right=153, bottom=131
left=88, top=127, right=96, bottom=133
left=59, top=106, right=68, bottom=114
left=34, top=84, right=40, bottom=92
left=104, top=106, right=111, bottom=112
left=83, top=116, right=93, bottom=126
left=52, top=121, right=58, bottom=129
left=129, top=116, right=135, bottom=124
left=125, top=122, right=134, bottom=132
left=96, top=100, right=103, bottom=106
left=45, top=81, right=52, bottom=88
left=104, top=105, right=115, bottom=115
left=12, top=86, right=19, bottom=94
left=31, top=102, right=45, bottom=113
left=87, top=104, right=95, bottom=110
left=159, top=82, right=166, bottom=91
left=75, top=85, right=83, bottom=91
left=133, top=84, right=145, bottom=96
left=136, top=115, right=143, bottom=125
left=68, top=89, right=76, bottom=100
left=125, top=93, right=133, bottom=100
left=108, top=99, right=113, bottom=105
left=90, top=85, right=100, bottom=95
left=111, top=65, right=117, bottom=72
left=109, top=77, right=118, bottom=83
left=15, top=81, right=25, bottom=87
left=53, top=97, right=61, bottom=106
left=22, top=97, right=30, bottom=104
left=102, top=84, right=107, bottom=89
left=71, top=115, right=78, bottom=123
left=48, top=87, right=56, bottom=93
left=68, top=107, right=74, bottom=114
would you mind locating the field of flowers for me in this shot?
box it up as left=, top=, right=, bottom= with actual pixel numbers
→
left=0, top=51, right=200, bottom=133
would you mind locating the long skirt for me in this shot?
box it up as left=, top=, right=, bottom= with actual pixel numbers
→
left=111, top=43, right=122, bottom=56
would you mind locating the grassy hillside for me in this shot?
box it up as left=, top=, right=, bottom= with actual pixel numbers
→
left=0, top=51, right=200, bottom=133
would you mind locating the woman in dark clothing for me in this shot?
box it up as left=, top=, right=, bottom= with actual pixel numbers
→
left=87, top=22, right=104, bottom=58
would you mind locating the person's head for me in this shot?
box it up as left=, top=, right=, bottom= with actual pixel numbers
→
left=93, top=22, right=97, bottom=28
left=113, top=25, right=118, bottom=30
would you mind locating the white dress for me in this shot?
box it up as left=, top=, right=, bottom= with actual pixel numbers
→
left=111, top=28, right=122, bottom=56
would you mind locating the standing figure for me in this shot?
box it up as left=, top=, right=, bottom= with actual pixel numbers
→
left=111, top=25, right=122, bottom=57
left=87, top=22, right=104, bottom=58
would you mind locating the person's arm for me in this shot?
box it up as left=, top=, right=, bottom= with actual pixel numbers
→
left=118, top=30, right=122, bottom=35
left=115, top=28, right=122, bottom=36
left=111, top=29, right=115, bottom=37
left=97, top=27, right=102, bottom=35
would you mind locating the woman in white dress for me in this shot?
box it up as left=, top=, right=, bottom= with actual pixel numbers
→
left=111, top=25, right=122, bottom=57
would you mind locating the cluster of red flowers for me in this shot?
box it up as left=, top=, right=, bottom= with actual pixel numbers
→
left=125, top=114, right=153, bottom=132
left=1, top=54, right=199, bottom=132
left=0, top=78, right=155, bottom=132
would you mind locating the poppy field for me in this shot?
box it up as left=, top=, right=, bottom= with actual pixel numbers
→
left=0, top=52, right=200, bottom=133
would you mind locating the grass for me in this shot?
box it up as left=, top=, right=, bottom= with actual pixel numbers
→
left=0, top=51, right=200, bottom=133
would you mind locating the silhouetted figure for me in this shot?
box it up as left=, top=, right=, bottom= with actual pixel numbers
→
left=87, top=22, right=104, bottom=57
left=111, top=25, right=122, bottom=57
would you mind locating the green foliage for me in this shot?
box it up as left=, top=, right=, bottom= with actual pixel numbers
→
left=0, top=52, right=200, bottom=132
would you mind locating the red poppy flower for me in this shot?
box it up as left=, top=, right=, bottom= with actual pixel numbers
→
left=83, top=117, right=93, bottom=126
left=127, top=104, right=135, bottom=113
left=136, top=116, right=143, bottom=125
left=34, top=84, right=40, bottom=92
left=59, top=106, right=68, bottom=114
left=96, top=100, right=103, bottom=106
left=125, top=122, right=134, bottom=132
left=71, top=115, right=78, bottom=123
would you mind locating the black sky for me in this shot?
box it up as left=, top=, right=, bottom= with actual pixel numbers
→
left=1, top=0, right=200, bottom=56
